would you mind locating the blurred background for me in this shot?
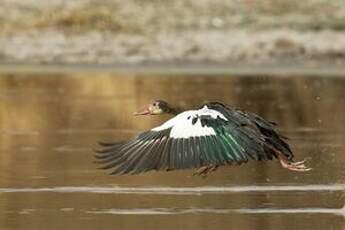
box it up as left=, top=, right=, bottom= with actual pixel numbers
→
left=0, top=1, right=345, bottom=230
left=1, top=0, right=345, bottom=66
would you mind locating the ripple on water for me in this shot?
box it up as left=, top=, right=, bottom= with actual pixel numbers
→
left=86, top=207, right=345, bottom=216
left=0, top=184, right=343, bottom=195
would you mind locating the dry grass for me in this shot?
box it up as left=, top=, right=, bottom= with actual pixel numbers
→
left=0, top=2, right=143, bottom=33
left=1, top=0, right=345, bottom=33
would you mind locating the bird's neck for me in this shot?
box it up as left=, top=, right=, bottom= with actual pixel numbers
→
left=167, top=106, right=182, bottom=115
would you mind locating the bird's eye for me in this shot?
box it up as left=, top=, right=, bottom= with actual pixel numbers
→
left=153, top=102, right=158, bottom=106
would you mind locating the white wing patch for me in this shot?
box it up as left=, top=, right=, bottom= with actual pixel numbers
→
left=152, top=106, right=228, bottom=139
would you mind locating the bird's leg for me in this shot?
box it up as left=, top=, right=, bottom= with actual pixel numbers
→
left=193, top=166, right=207, bottom=176
left=277, top=152, right=312, bottom=172
left=193, top=165, right=218, bottom=177
left=206, top=165, right=218, bottom=174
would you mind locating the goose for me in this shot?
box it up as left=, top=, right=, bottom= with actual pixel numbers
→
left=95, top=100, right=311, bottom=176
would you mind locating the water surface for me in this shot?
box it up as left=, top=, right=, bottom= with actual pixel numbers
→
left=0, top=72, right=344, bottom=230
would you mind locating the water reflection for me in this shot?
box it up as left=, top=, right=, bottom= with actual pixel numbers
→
left=0, top=72, right=344, bottom=230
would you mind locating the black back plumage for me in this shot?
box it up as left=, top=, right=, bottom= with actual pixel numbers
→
left=205, top=102, right=293, bottom=160
left=95, top=102, right=293, bottom=175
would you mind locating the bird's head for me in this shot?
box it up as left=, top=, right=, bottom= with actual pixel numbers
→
left=134, top=100, right=172, bottom=116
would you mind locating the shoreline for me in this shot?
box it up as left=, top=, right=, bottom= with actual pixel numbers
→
left=1, top=62, right=345, bottom=77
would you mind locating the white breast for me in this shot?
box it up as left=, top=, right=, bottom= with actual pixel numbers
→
left=152, top=106, right=228, bottom=139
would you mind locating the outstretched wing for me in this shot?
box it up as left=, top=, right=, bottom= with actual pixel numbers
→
left=95, top=104, right=290, bottom=175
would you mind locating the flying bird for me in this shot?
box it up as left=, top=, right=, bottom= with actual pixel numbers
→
left=95, top=100, right=311, bottom=176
